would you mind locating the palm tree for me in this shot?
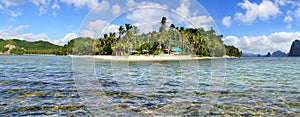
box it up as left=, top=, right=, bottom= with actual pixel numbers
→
left=167, top=24, right=177, bottom=54
left=124, top=23, right=133, bottom=55
left=159, top=17, right=167, bottom=32
left=159, top=17, right=167, bottom=51
left=118, top=26, right=125, bottom=39
left=133, top=26, right=139, bottom=50
left=170, top=24, right=175, bottom=29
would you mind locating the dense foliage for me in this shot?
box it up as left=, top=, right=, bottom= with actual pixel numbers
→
left=91, top=17, right=242, bottom=57
left=225, top=45, right=243, bottom=57
left=0, top=39, right=61, bottom=54
left=0, top=17, right=242, bottom=57
left=60, top=37, right=95, bottom=55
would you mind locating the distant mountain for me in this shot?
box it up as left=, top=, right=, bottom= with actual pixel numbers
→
left=242, top=53, right=258, bottom=57
left=272, top=50, right=287, bottom=57
left=258, top=51, right=287, bottom=57
left=288, top=40, right=300, bottom=56
left=264, top=52, right=271, bottom=57
left=0, top=39, right=61, bottom=54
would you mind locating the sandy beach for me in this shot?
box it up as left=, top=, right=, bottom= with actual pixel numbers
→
left=70, top=55, right=238, bottom=62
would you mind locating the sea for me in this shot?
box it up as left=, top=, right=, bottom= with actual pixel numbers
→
left=0, top=55, right=299, bottom=116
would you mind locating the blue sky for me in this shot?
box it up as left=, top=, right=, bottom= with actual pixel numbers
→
left=0, top=0, right=300, bottom=54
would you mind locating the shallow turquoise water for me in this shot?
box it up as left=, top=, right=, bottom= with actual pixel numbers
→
left=0, top=55, right=299, bottom=116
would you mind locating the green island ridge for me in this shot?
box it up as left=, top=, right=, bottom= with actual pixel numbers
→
left=0, top=39, right=61, bottom=55
left=0, top=17, right=242, bottom=57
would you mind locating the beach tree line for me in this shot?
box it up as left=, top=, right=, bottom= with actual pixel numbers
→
left=65, top=17, right=242, bottom=57
left=0, top=17, right=242, bottom=57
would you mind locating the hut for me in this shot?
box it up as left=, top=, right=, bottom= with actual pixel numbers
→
left=164, top=47, right=182, bottom=55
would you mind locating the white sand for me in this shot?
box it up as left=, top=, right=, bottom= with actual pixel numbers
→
left=72, top=55, right=239, bottom=62
left=93, top=55, right=193, bottom=61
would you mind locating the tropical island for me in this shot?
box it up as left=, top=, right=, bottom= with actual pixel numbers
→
left=0, top=17, right=242, bottom=60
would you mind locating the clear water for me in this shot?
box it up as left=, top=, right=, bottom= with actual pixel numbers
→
left=0, top=55, right=299, bottom=116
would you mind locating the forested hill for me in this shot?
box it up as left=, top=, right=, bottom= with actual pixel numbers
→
left=0, top=39, right=61, bottom=54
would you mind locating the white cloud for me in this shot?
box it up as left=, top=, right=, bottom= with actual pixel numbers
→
left=8, top=10, right=21, bottom=17
left=51, top=0, right=60, bottom=16
left=28, top=0, right=49, bottom=15
left=275, top=0, right=286, bottom=6
left=0, top=25, right=50, bottom=42
left=171, top=0, right=192, bottom=23
left=133, top=22, right=160, bottom=35
left=284, top=10, right=293, bottom=29
left=52, top=1, right=60, bottom=9
left=222, top=16, right=232, bottom=27
left=171, top=0, right=214, bottom=30
left=234, top=0, right=281, bottom=23
left=112, top=4, right=121, bottom=16
left=0, top=25, right=77, bottom=45
left=275, top=0, right=299, bottom=7
left=80, top=20, right=119, bottom=38
left=1, top=0, right=25, bottom=7
left=175, top=0, right=190, bottom=19
left=285, top=10, right=293, bottom=22
left=18, top=33, right=50, bottom=42
left=125, top=0, right=215, bottom=32
left=60, top=0, right=89, bottom=8
left=284, top=15, right=293, bottom=22
left=126, top=2, right=168, bottom=33
left=126, top=7, right=167, bottom=23
left=104, top=25, right=120, bottom=34
left=224, top=32, right=300, bottom=54
left=53, top=33, right=77, bottom=45
left=296, top=8, right=300, bottom=18
left=0, top=3, right=3, bottom=9
left=81, top=20, right=108, bottom=38
left=60, top=0, right=110, bottom=12
left=15, top=25, right=30, bottom=32
left=1, top=0, right=50, bottom=15
left=38, top=6, right=47, bottom=15
left=29, top=0, right=46, bottom=6
left=93, top=0, right=110, bottom=13
left=187, top=16, right=213, bottom=30
left=127, top=0, right=136, bottom=9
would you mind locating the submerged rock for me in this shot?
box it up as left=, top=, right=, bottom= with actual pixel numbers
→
left=288, top=40, right=300, bottom=56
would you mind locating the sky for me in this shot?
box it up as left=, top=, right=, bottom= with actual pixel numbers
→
left=0, top=0, right=300, bottom=54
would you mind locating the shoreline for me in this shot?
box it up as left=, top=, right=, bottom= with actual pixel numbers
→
left=0, top=54, right=239, bottom=61
left=72, top=55, right=240, bottom=62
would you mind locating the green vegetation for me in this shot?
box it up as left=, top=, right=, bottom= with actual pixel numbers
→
left=0, top=46, right=8, bottom=52
left=0, top=39, right=61, bottom=54
left=0, top=17, right=242, bottom=57
left=91, top=17, right=242, bottom=57
left=60, top=37, right=95, bottom=55
left=225, top=45, right=243, bottom=57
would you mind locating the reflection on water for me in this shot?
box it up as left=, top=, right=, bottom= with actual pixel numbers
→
left=0, top=55, right=299, bottom=116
